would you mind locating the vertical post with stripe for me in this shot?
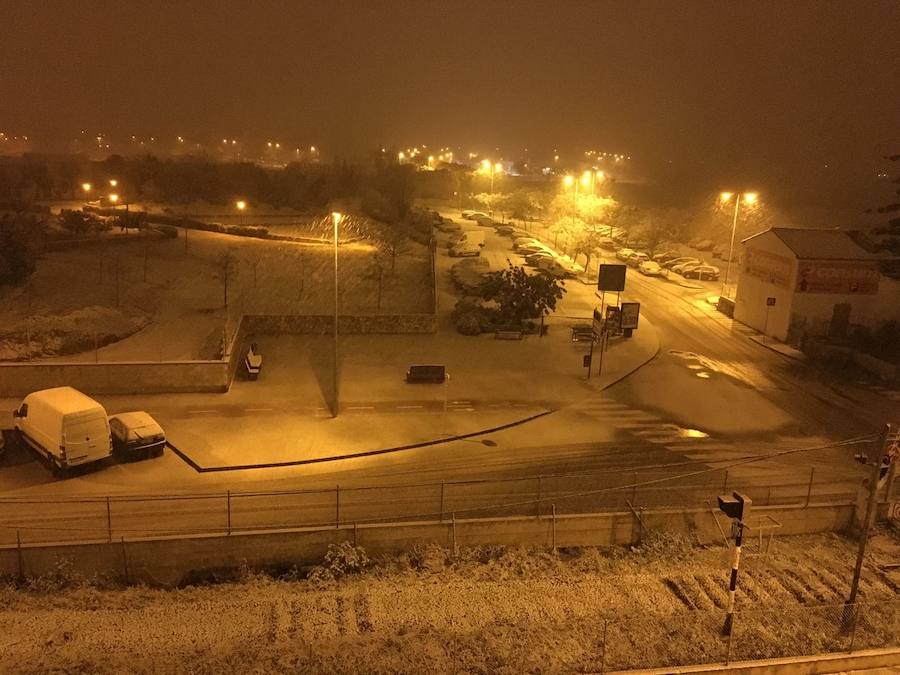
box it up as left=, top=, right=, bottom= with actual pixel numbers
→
left=717, top=491, right=751, bottom=636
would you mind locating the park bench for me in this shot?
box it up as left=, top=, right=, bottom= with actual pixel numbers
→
left=494, top=328, right=524, bottom=340
left=406, top=364, right=447, bottom=384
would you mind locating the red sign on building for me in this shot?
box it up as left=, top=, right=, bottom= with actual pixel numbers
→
left=795, top=260, right=880, bottom=295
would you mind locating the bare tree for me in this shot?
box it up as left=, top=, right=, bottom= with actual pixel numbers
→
left=215, top=251, right=238, bottom=309
left=363, top=250, right=389, bottom=311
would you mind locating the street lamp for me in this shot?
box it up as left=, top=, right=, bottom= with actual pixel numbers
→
left=331, top=211, right=342, bottom=417
left=109, top=179, right=118, bottom=187
left=81, top=183, right=92, bottom=193
left=108, top=193, right=119, bottom=205
left=719, top=191, right=759, bottom=298
left=479, top=160, right=503, bottom=213
left=236, top=200, right=246, bottom=225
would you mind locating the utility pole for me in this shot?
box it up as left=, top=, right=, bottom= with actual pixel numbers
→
left=845, top=424, right=895, bottom=625
left=718, top=491, right=751, bottom=636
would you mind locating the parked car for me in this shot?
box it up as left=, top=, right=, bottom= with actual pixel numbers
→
left=682, top=265, right=720, bottom=281
left=537, top=257, right=574, bottom=278
left=12, top=386, right=112, bottom=475
left=461, top=210, right=488, bottom=220
left=524, top=250, right=556, bottom=266
left=711, top=244, right=727, bottom=259
left=638, top=261, right=666, bottom=277
left=695, top=239, right=715, bottom=251
left=615, top=248, right=635, bottom=261
left=518, top=243, right=554, bottom=256
left=474, top=215, right=495, bottom=227
left=663, top=256, right=700, bottom=270
left=436, top=219, right=460, bottom=233
left=598, top=237, right=617, bottom=251
left=514, top=237, right=542, bottom=251
left=494, top=224, right=516, bottom=236
left=449, top=242, right=481, bottom=257
left=626, top=251, right=650, bottom=267
left=672, top=260, right=704, bottom=275
left=652, top=250, right=680, bottom=263
left=109, top=411, right=166, bottom=460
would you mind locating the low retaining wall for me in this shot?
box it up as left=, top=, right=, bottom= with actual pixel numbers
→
left=0, top=360, right=228, bottom=397
left=0, top=501, right=853, bottom=586
left=242, top=313, right=437, bottom=335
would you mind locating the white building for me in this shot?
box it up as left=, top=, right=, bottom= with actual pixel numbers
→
left=733, top=227, right=898, bottom=344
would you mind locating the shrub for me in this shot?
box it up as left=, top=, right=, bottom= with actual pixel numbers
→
left=455, top=310, right=483, bottom=335
left=307, top=542, right=370, bottom=584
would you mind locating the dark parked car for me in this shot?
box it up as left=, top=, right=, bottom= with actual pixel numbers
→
left=109, top=412, right=166, bottom=459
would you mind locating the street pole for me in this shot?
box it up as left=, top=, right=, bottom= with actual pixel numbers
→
left=845, top=424, right=893, bottom=623
left=332, top=213, right=340, bottom=418
left=721, top=197, right=740, bottom=298
left=722, top=518, right=744, bottom=635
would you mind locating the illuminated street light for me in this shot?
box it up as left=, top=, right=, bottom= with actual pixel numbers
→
left=109, top=179, right=118, bottom=187
left=563, top=175, right=575, bottom=188
left=109, top=193, right=119, bottom=204
left=719, top=191, right=761, bottom=298
left=81, top=183, right=92, bottom=193
left=236, top=200, right=246, bottom=211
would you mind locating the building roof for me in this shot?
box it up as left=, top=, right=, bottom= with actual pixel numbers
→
left=742, top=227, right=879, bottom=261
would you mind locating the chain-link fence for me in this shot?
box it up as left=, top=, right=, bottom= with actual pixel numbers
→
left=0, top=463, right=861, bottom=545
left=597, top=599, right=900, bottom=672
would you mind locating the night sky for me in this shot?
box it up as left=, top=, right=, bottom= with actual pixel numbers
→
left=3, top=1, right=898, bottom=199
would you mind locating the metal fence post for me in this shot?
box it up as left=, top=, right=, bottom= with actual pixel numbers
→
left=451, top=512, right=457, bottom=556
left=632, top=472, right=638, bottom=506
left=849, top=603, right=860, bottom=652
left=551, top=504, right=557, bottom=553
left=723, top=470, right=729, bottom=493
left=335, top=485, right=340, bottom=529
left=766, top=486, right=772, bottom=506
left=226, top=491, right=232, bottom=535
left=599, top=618, right=608, bottom=674
left=106, top=496, right=112, bottom=542
left=536, top=475, right=542, bottom=517
left=440, top=481, right=445, bottom=522
left=805, top=466, right=815, bottom=507
left=16, top=529, right=23, bottom=580
left=120, top=536, right=130, bottom=585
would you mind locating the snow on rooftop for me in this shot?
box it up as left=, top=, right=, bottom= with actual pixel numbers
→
left=743, top=227, right=879, bottom=261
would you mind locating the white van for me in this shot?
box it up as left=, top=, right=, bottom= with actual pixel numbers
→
left=13, top=386, right=112, bottom=474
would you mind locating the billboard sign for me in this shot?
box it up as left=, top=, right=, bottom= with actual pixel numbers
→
left=620, top=302, right=640, bottom=329
left=795, top=260, right=880, bottom=295
left=743, top=248, right=792, bottom=288
left=598, top=264, right=627, bottom=292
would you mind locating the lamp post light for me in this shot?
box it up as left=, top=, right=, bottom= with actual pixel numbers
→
left=236, top=199, right=247, bottom=226
left=719, top=191, right=759, bottom=299
left=331, top=211, right=342, bottom=418
left=81, top=182, right=92, bottom=194
left=479, top=160, right=503, bottom=215
left=109, top=179, right=118, bottom=188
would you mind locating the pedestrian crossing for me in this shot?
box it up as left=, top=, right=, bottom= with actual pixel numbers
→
left=570, top=397, right=737, bottom=457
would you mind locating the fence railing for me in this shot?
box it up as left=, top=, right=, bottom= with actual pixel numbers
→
left=598, top=598, right=900, bottom=672
left=0, top=463, right=861, bottom=546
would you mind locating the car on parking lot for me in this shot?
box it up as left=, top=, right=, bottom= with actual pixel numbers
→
left=450, top=242, right=482, bottom=257
left=671, top=260, right=705, bottom=275
left=682, top=265, right=720, bottom=280
left=494, top=224, right=516, bottom=236
left=638, top=260, right=666, bottom=277
left=462, top=210, right=489, bottom=220
left=474, top=215, right=496, bottom=227
left=652, top=250, right=680, bottom=263
left=694, top=239, right=715, bottom=251
left=436, top=219, right=460, bottom=233
left=109, top=411, right=166, bottom=460
left=517, top=242, right=554, bottom=256
left=598, top=237, right=617, bottom=251
left=524, top=250, right=556, bottom=266
left=625, top=251, right=650, bottom=267
left=663, top=256, right=701, bottom=270
left=615, top=248, right=635, bottom=261
left=711, top=244, right=727, bottom=259
left=536, top=257, right=573, bottom=278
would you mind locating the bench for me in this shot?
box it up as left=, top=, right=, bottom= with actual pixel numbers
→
left=406, top=364, right=447, bottom=384
left=495, top=329, right=524, bottom=340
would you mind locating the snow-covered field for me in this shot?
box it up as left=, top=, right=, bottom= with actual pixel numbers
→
left=0, top=228, right=432, bottom=362
left=1, top=532, right=897, bottom=673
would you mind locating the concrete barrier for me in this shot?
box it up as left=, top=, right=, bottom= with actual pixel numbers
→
left=0, top=501, right=854, bottom=586
left=0, top=360, right=228, bottom=397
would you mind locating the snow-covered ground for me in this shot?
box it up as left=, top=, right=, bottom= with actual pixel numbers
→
left=0, top=532, right=897, bottom=673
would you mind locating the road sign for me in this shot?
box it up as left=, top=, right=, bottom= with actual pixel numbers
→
left=621, top=302, right=640, bottom=329
left=592, top=308, right=604, bottom=335
left=583, top=354, right=592, bottom=369
left=598, top=264, right=627, bottom=292
left=766, top=297, right=776, bottom=306
left=605, top=306, right=622, bottom=333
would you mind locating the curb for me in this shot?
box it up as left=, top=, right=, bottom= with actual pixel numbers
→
left=598, top=315, right=662, bottom=391
left=747, top=335, right=806, bottom=362
left=166, top=408, right=554, bottom=473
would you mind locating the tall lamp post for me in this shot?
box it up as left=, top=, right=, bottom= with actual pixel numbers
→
left=719, top=191, right=758, bottom=299
left=236, top=200, right=247, bottom=226
left=480, top=160, right=503, bottom=215
left=331, top=212, right=342, bottom=418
